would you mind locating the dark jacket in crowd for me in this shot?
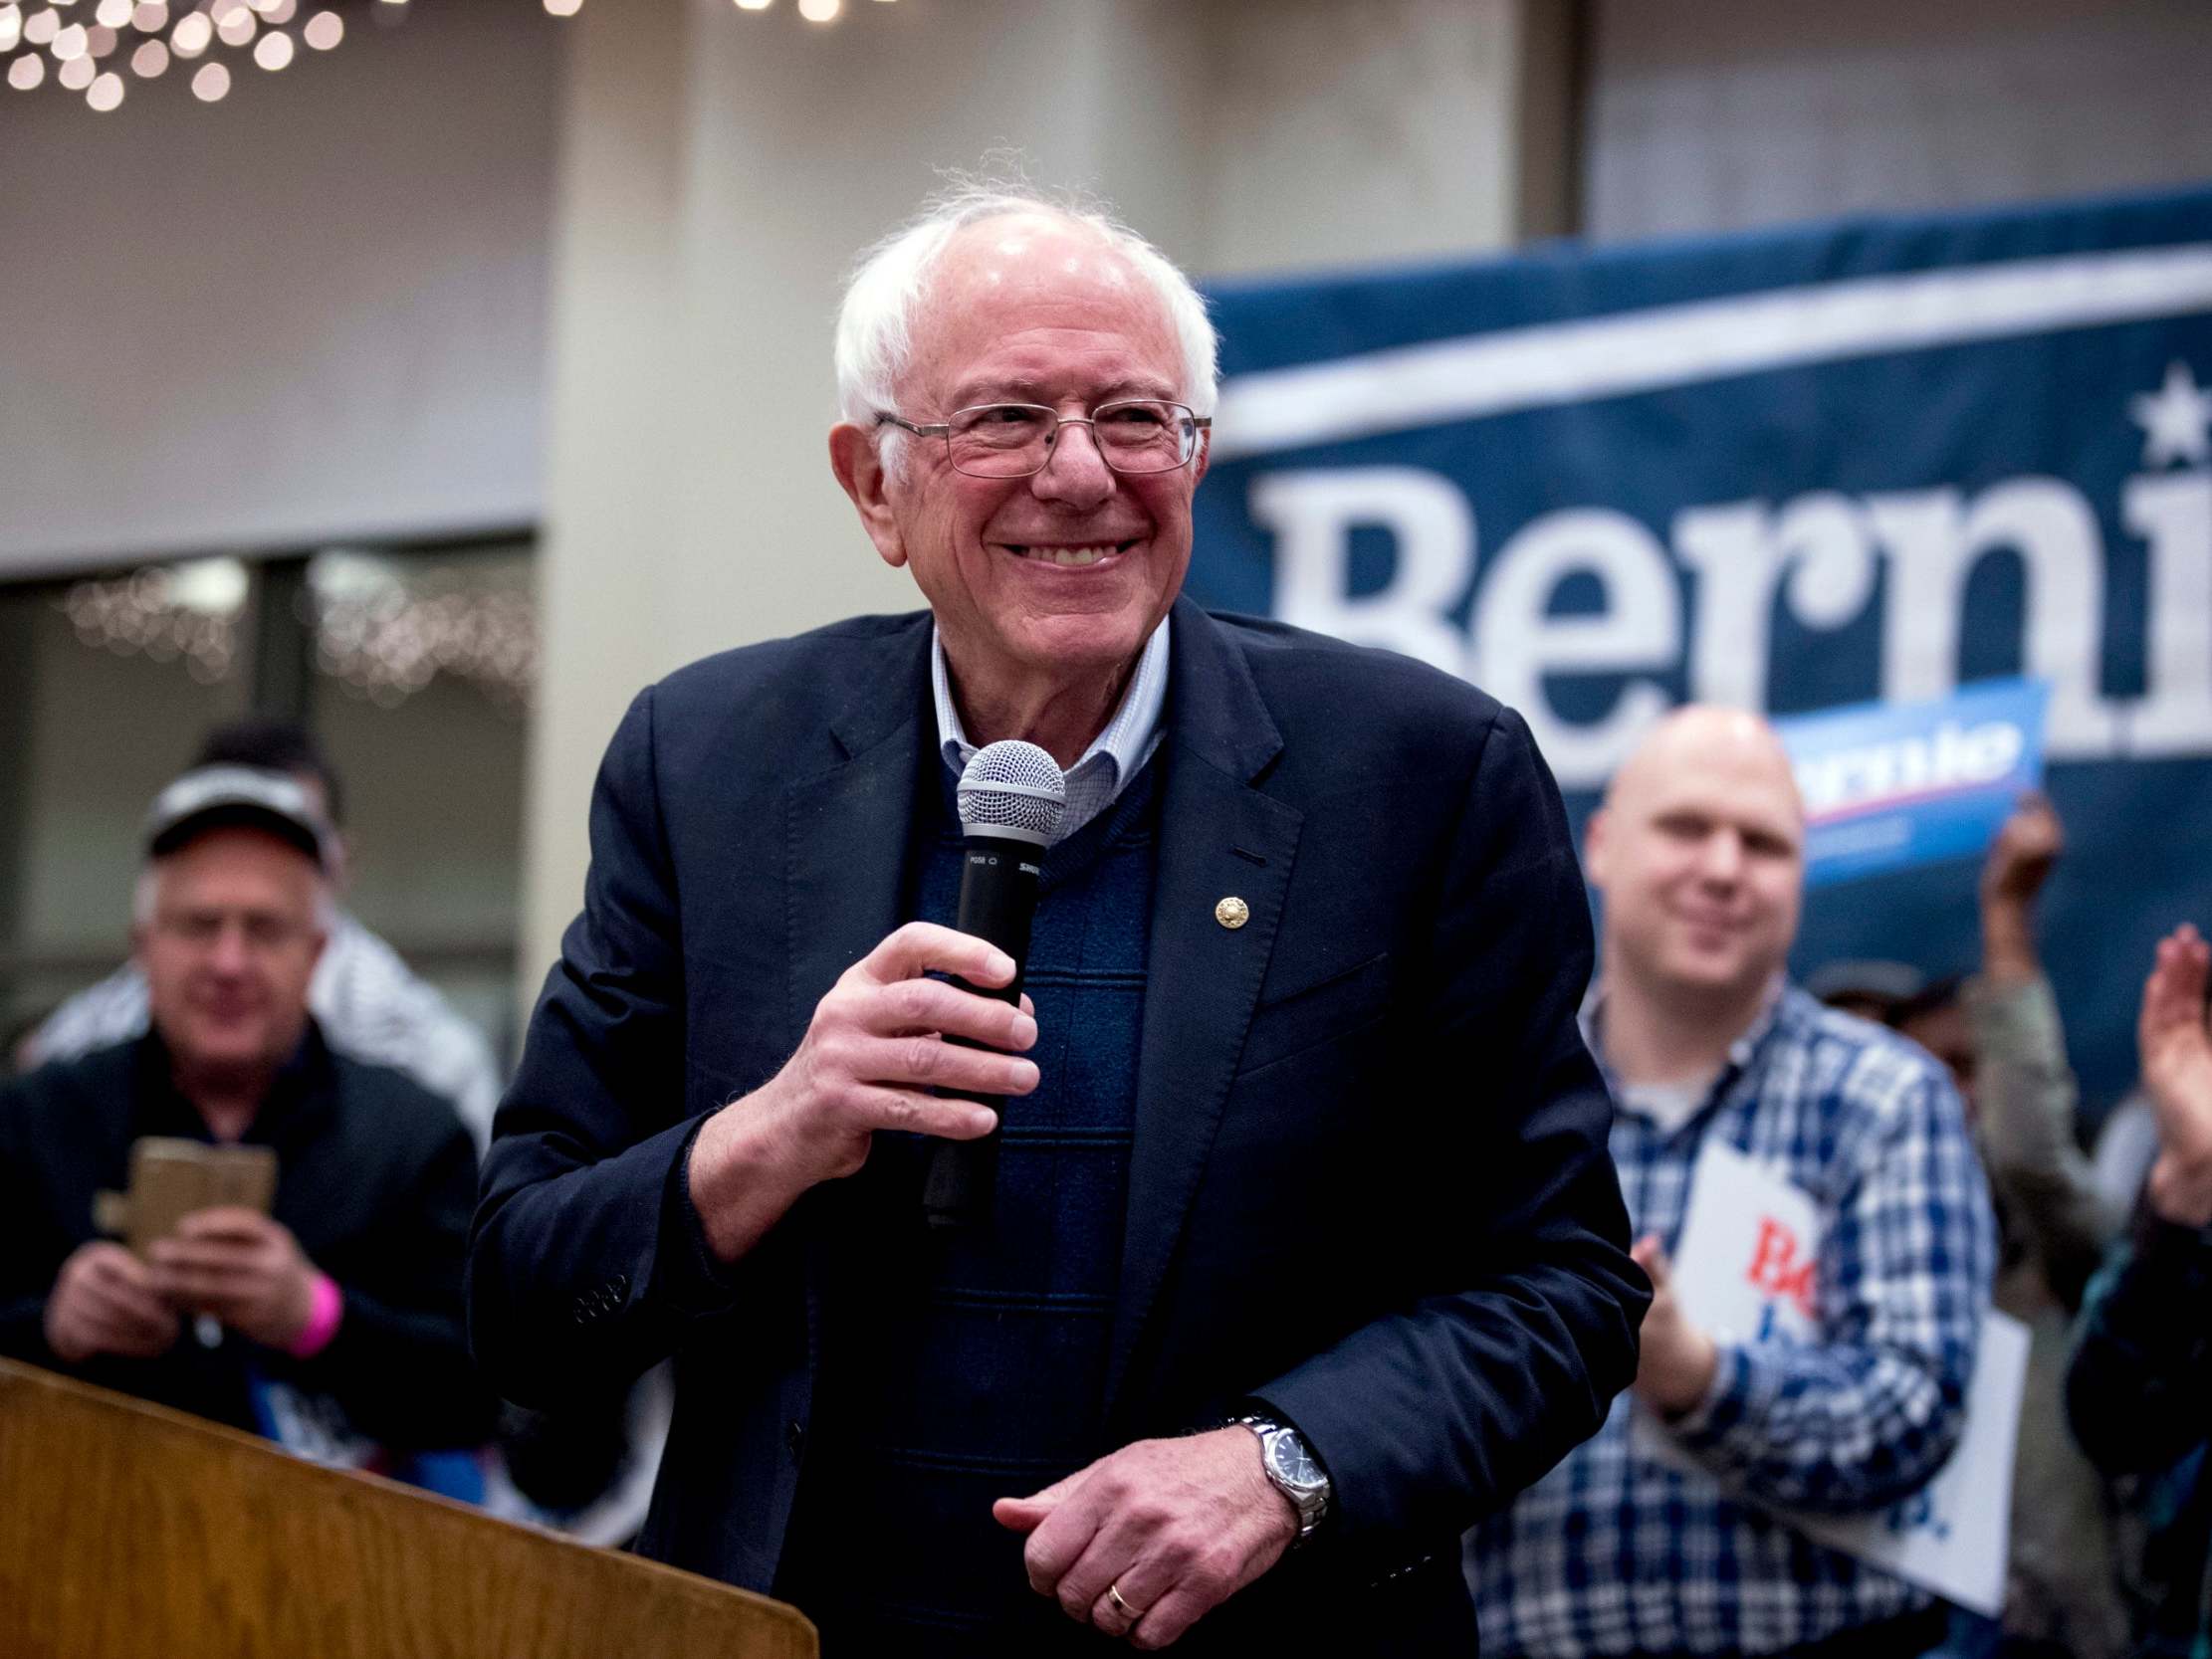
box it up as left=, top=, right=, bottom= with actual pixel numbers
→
left=0, top=1025, right=489, bottom=1451
left=2067, top=1213, right=2212, bottom=1659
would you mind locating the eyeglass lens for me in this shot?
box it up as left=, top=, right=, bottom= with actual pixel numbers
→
left=944, top=402, right=1197, bottom=477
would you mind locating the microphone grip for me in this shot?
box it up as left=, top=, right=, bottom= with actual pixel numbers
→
left=923, top=837, right=1041, bottom=1231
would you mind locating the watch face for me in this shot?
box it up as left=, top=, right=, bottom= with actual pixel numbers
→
left=1269, top=1431, right=1322, bottom=1490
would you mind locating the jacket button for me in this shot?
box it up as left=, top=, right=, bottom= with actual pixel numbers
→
left=785, top=1419, right=805, bottom=1459
left=571, top=1297, right=590, bottom=1323
left=610, top=1274, right=628, bottom=1297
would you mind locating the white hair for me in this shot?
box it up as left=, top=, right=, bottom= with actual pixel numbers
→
left=833, top=176, right=1220, bottom=472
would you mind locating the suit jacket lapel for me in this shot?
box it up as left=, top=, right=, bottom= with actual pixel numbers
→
left=781, top=621, right=933, bottom=1051
left=1106, top=598, right=1301, bottom=1417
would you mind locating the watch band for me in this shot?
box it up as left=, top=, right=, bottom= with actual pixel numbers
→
left=1232, top=1413, right=1331, bottom=1539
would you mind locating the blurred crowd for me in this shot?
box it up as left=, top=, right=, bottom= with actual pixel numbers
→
left=0, top=720, right=658, bottom=1541
left=1, top=708, right=2207, bottom=1659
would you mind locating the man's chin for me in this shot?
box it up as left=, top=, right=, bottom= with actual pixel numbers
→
left=169, top=1026, right=286, bottom=1076
left=1659, top=953, right=1772, bottom=1005
left=1006, top=616, right=1153, bottom=679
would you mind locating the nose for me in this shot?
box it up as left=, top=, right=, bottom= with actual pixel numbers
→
left=1698, top=828, right=1745, bottom=885
left=206, top=920, right=254, bottom=975
left=1029, top=418, right=1116, bottom=511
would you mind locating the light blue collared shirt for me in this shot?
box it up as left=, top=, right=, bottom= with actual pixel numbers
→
left=930, top=617, right=1171, bottom=843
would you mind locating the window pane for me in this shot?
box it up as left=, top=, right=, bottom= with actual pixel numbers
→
left=2, top=559, right=245, bottom=1050
left=2, top=541, right=534, bottom=1076
left=308, top=542, right=532, bottom=1061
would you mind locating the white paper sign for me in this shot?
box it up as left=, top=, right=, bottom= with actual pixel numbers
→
left=1640, top=1139, right=2028, bottom=1618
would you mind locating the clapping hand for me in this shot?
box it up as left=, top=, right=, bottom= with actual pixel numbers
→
left=1629, top=1236, right=1719, bottom=1418
left=2138, top=925, right=2212, bottom=1227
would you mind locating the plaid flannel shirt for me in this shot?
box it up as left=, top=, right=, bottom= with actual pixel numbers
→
left=1468, top=984, right=1996, bottom=1657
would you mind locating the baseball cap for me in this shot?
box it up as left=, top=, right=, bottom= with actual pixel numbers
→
left=143, top=764, right=334, bottom=874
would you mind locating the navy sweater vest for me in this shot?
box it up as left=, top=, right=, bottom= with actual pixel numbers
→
left=774, top=753, right=1162, bottom=1651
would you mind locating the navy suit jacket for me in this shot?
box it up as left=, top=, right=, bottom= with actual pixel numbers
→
left=470, top=596, right=1645, bottom=1650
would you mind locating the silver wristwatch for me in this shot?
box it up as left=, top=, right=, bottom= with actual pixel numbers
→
left=1233, top=1413, right=1331, bottom=1540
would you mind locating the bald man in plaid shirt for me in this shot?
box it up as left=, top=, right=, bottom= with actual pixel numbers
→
left=1468, top=709, right=1995, bottom=1659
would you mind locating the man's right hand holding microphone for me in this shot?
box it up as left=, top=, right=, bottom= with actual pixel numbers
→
left=685, top=921, right=1040, bottom=1264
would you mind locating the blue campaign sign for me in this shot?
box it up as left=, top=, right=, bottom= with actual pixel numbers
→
left=1777, top=679, right=2050, bottom=889
left=1191, top=184, right=2212, bottom=1109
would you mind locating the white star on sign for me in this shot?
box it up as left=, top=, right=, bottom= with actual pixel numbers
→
left=2130, top=359, right=2212, bottom=469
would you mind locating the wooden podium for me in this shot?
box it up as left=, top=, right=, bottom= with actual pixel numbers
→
left=0, top=1358, right=816, bottom=1659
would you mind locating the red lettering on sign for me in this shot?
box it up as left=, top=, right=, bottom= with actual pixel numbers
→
left=1744, top=1215, right=1818, bottom=1320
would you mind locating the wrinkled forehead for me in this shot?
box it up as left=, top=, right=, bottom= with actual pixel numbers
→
left=907, top=214, right=1182, bottom=394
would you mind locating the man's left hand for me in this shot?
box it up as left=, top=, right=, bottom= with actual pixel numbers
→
left=1630, top=1235, right=1719, bottom=1417
left=993, top=1426, right=1296, bottom=1648
left=149, top=1207, right=319, bottom=1350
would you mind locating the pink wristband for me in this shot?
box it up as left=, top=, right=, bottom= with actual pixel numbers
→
left=288, top=1272, right=343, bottom=1359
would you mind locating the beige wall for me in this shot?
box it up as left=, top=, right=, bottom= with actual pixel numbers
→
left=521, top=0, right=1574, bottom=987
left=0, top=1, right=559, bottom=576
left=1584, top=0, right=2212, bottom=241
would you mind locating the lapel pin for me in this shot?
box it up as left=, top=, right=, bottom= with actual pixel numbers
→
left=1215, top=896, right=1249, bottom=930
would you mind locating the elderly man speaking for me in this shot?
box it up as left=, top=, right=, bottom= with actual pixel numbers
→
left=470, top=186, right=1646, bottom=1654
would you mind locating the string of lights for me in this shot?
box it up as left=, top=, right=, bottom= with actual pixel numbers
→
left=58, top=557, right=539, bottom=710
left=4, top=0, right=900, bottom=111
left=3, top=0, right=372, bottom=110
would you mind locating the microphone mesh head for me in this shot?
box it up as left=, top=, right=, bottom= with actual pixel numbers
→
left=957, top=740, right=1067, bottom=847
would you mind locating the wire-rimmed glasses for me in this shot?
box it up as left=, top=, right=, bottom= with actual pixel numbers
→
left=876, top=400, right=1211, bottom=478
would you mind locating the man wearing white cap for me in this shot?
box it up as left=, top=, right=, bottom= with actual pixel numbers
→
left=0, top=765, right=487, bottom=1455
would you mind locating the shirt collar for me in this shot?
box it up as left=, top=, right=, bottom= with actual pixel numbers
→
left=1581, top=973, right=1788, bottom=1124
left=129, top=1020, right=331, bottom=1147
left=930, top=615, right=1172, bottom=791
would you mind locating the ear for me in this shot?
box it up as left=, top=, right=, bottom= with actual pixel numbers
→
left=1190, top=423, right=1213, bottom=489
left=828, top=423, right=909, bottom=570
left=1582, top=806, right=1611, bottom=891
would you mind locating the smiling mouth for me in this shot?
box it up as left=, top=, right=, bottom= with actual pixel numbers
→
left=1001, top=539, right=1138, bottom=566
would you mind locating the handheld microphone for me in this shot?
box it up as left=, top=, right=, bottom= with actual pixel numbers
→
left=922, top=740, right=1066, bottom=1231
